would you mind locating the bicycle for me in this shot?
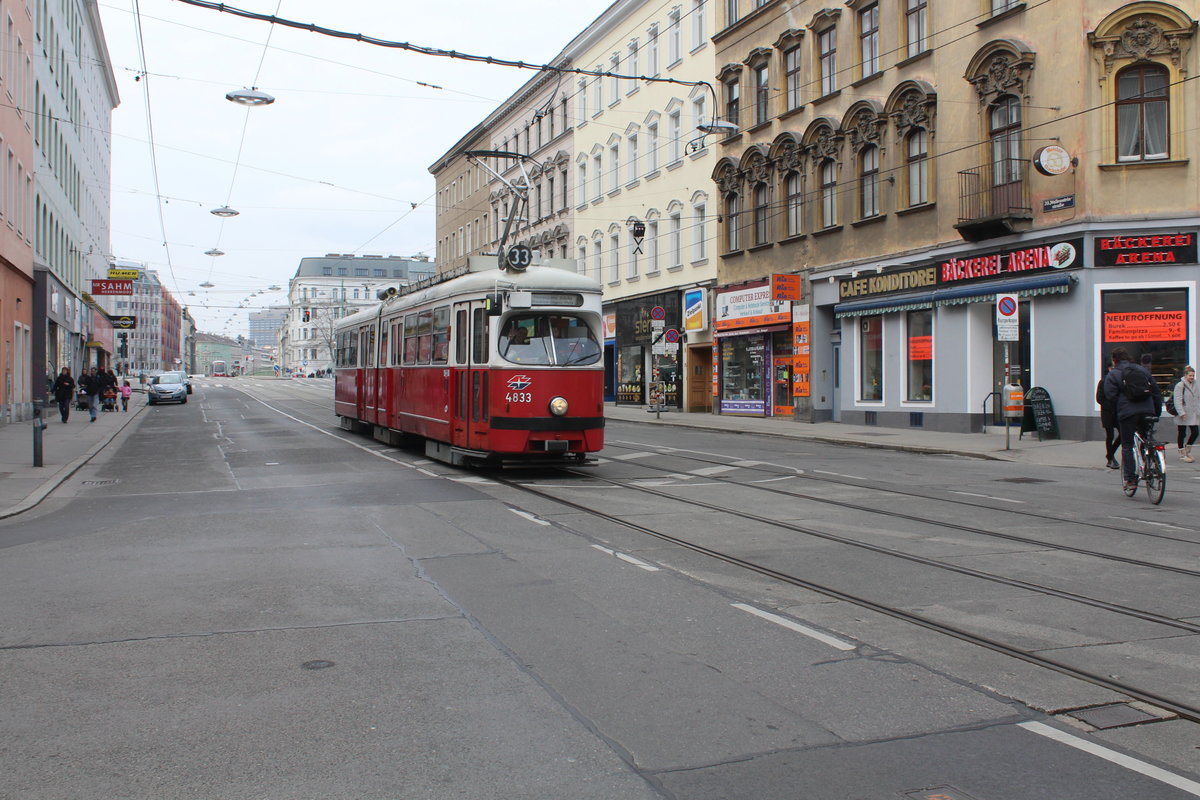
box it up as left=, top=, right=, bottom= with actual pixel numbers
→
left=1124, top=415, right=1166, bottom=504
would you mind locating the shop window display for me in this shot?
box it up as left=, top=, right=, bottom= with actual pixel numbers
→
left=906, top=309, right=933, bottom=401
left=721, top=336, right=766, bottom=409
left=859, top=315, right=883, bottom=401
left=1101, top=288, right=1189, bottom=389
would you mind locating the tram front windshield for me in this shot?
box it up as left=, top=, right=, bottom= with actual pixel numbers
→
left=499, top=314, right=601, bottom=366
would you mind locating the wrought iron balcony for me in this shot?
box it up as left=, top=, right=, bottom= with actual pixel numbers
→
left=955, top=158, right=1033, bottom=241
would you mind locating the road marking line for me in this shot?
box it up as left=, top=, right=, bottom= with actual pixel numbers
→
left=813, top=469, right=865, bottom=480
left=952, top=491, right=1025, bottom=504
left=1018, top=721, right=1200, bottom=797
left=731, top=603, right=856, bottom=651
left=590, top=544, right=660, bottom=571
left=611, top=451, right=655, bottom=460
left=731, top=460, right=764, bottom=467
left=690, top=465, right=739, bottom=476
left=751, top=476, right=797, bottom=484
left=510, top=509, right=550, bottom=526
left=1108, top=515, right=1189, bottom=530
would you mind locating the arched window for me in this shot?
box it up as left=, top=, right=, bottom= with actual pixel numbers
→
left=785, top=171, right=803, bottom=236
left=724, top=192, right=741, bottom=251
left=906, top=128, right=928, bottom=206
left=1116, top=63, right=1168, bottom=162
left=753, top=183, right=769, bottom=245
left=820, top=159, right=838, bottom=228
left=859, top=145, right=879, bottom=219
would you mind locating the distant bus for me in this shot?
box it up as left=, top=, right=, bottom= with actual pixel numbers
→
left=210, top=360, right=228, bottom=377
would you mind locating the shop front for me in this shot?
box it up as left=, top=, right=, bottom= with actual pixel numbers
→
left=613, top=292, right=682, bottom=408
left=715, top=281, right=793, bottom=417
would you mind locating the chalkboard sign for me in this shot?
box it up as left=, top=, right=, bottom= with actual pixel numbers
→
left=1020, top=386, right=1059, bottom=441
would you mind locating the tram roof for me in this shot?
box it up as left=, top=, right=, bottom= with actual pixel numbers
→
left=335, top=264, right=601, bottom=330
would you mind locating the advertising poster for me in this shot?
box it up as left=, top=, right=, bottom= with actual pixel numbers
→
left=1104, top=311, right=1187, bottom=342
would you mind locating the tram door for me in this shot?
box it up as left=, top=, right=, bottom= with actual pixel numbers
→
left=451, top=302, right=490, bottom=451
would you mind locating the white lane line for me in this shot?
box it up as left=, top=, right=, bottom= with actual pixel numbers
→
left=1018, top=721, right=1200, bottom=797
left=731, top=460, right=764, bottom=467
left=510, top=509, right=550, bottom=526
left=590, top=544, right=660, bottom=571
left=690, top=465, right=739, bottom=476
left=1108, top=515, right=1190, bottom=531
left=731, top=602, right=856, bottom=651
left=751, top=475, right=798, bottom=484
left=611, top=451, right=655, bottom=460
left=952, top=491, right=1026, bottom=504
left=813, top=469, right=865, bottom=480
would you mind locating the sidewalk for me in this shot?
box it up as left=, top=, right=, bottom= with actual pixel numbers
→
left=0, top=398, right=144, bottom=520
left=0, top=392, right=1106, bottom=522
left=604, top=403, right=1107, bottom=470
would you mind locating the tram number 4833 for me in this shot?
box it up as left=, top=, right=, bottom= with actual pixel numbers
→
left=506, top=392, right=533, bottom=403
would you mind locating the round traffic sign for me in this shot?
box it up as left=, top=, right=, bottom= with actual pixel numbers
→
left=997, top=296, right=1018, bottom=317
left=650, top=306, right=666, bottom=320
left=664, top=328, right=680, bottom=343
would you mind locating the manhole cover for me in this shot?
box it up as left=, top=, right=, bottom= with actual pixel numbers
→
left=1067, top=703, right=1161, bottom=729
left=81, top=479, right=120, bottom=486
left=994, top=477, right=1052, bottom=484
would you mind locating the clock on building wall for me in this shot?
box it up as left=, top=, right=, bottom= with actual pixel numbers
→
left=1033, top=145, right=1074, bottom=176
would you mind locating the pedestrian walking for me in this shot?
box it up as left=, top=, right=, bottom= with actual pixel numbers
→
left=79, top=367, right=102, bottom=422
left=1172, top=366, right=1199, bottom=462
left=120, top=380, right=133, bottom=412
left=1096, top=367, right=1120, bottom=469
left=51, top=367, right=76, bottom=423
left=1103, top=347, right=1163, bottom=492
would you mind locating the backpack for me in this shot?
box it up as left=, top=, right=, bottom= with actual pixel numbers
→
left=1121, top=365, right=1153, bottom=401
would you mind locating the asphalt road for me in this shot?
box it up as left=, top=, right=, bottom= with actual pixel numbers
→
left=1, top=378, right=1197, bottom=800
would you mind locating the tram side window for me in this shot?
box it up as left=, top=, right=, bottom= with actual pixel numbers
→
left=391, top=321, right=402, bottom=365
left=472, top=308, right=489, bottom=364
left=379, top=326, right=389, bottom=367
left=403, top=313, right=419, bottom=365
left=418, top=310, right=434, bottom=364
left=367, top=328, right=376, bottom=367
left=346, top=332, right=357, bottom=367
left=432, top=306, right=450, bottom=364
left=455, top=309, right=468, bottom=364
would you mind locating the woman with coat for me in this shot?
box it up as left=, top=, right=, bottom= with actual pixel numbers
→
left=50, top=367, right=76, bottom=423
left=1173, top=365, right=1199, bottom=462
left=1096, top=368, right=1120, bottom=470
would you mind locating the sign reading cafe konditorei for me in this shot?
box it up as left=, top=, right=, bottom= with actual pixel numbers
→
left=838, top=238, right=1084, bottom=301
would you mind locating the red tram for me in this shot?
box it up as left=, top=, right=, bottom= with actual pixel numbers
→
left=334, top=260, right=605, bottom=465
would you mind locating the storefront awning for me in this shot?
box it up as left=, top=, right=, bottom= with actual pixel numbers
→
left=934, top=272, right=1076, bottom=306
left=833, top=272, right=1075, bottom=317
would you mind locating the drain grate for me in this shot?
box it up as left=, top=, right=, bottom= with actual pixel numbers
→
left=81, top=479, right=120, bottom=486
left=994, top=477, right=1052, bottom=484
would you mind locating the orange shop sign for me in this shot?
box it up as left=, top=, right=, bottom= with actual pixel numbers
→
left=715, top=284, right=791, bottom=330
left=908, top=335, right=933, bottom=361
left=1104, top=310, right=1187, bottom=342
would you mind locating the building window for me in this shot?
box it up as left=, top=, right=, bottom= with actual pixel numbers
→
left=693, top=0, right=706, bottom=48
left=859, top=315, right=883, bottom=402
left=592, top=237, right=603, bottom=280
left=577, top=78, right=587, bottom=121
left=668, top=7, right=682, bottom=64
left=818, top=27, right=837, bottom=96
left=992, top=0, right=1020, bottom=15
left=692, top=202, right=707, bottom=261
left=610, top=52, right=621, bottom=101
left=669, top=109, right=682, bottom=162
left=724, top=75, right=740, bottom=125
left=609, top=141, right=620, bottom=191
left=627, top=132, right=639, bottom=182
left=990, top=95, right=1022, bottom=189
left=906, top=0, right=927, bottom=57
left=609, top=232, right=621, bottom=282
left=724, top=192, right=741, bottom=251
left=753, top=62, right=770, bottom=125
left=577, top=159, right=587, bottom=203
left=820, top=159, right=838, bottom=228
left=858, top=4, right=878, bottom=77
left=593, top=69, right=603, bottom=112
left=646, top=218, right=660, bottom=272
left=725, top=0, right=739, bottom=27
left=753, top=183, right=769, bottom=244
left=784, top=45, right=802, bottom=111
left=906, top=309, right=932, bottom=401
left=669, top=210, right=682, bottom=267
left=593, top=151, right=603, bottom=199
left=627, top=40, right=639, bottom=92
left=648, top=24, right=660, bottom=75
left=906, top=128, right=928, bottom=206
left=859, top=145, right=879, bottom=219
left=692, top=93, right=707, bottom=134
left=785, top=171, right=804, bottom=236
left=647, top=121, right=660, bottom=173
left=1116, top=63, right=1169, bottom=162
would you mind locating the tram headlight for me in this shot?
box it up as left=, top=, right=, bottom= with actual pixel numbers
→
left=549, top=396, right=569, bottom=416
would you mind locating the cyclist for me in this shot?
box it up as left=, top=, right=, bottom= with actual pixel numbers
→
left=1102, top=347, right=1163, bottom=492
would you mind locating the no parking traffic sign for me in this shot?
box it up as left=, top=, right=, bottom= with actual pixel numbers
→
left=996, top=294, right=1019, bottom=341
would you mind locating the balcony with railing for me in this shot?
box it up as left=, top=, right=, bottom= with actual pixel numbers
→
left=955, top=158, right=1033, bottom=241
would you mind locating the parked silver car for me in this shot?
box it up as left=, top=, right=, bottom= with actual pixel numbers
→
left=148, top=371, right=188, bottom=405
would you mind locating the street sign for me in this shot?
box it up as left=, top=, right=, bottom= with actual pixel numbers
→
left=650, top=306, right=666, bottom=320
left=108, top=315, right=137, bottom=329
left=90, top=279, right=133, bottom=295
left=107, top=268, right=139, bottom=280
left=664, top=328, right=680, bottom=343
left=996, top=294, right=1019, bottom=341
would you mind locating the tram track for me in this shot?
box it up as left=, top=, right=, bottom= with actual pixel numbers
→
left=489, top=469, right=1200, bottom=725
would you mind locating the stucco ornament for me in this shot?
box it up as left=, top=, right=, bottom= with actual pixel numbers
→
left=716, top=165, right=742, bottom=193
left=848, top=110, right=885, bottom=149
left=812, top=127, right=842, bottom=160
left=892, top=92, right=931, bottom=138
left=776, top=141, right=804, bottom=171
left=970, top=53, right=1033, bottom=104
left=745, top=154, right=773, bottom=183
left=1091, top=11, right=1194, bottom=77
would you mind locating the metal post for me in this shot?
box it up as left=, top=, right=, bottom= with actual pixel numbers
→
left=1004, top=343, right=1011, bottom=451
left=32, top=399, right=45, bottom=467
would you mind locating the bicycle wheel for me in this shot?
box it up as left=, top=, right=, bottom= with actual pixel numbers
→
left=1146, top=448, right=1166, bottom=505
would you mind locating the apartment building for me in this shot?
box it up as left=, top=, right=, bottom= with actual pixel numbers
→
left=710, top=0, right=1199, bottom=436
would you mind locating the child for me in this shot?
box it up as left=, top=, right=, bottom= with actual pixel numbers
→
left=120, top=380, right=132, bottom=412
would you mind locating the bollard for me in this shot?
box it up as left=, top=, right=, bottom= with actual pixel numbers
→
left=32, top=399, right=45, bottom=467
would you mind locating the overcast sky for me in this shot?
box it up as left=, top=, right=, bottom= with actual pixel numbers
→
left=98, top=0, right=614, bottom=336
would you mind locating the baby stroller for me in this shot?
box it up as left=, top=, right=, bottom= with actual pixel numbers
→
left=75, top=387, right=90, bottom=411
left=101, top=388, right=118, bottom=412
